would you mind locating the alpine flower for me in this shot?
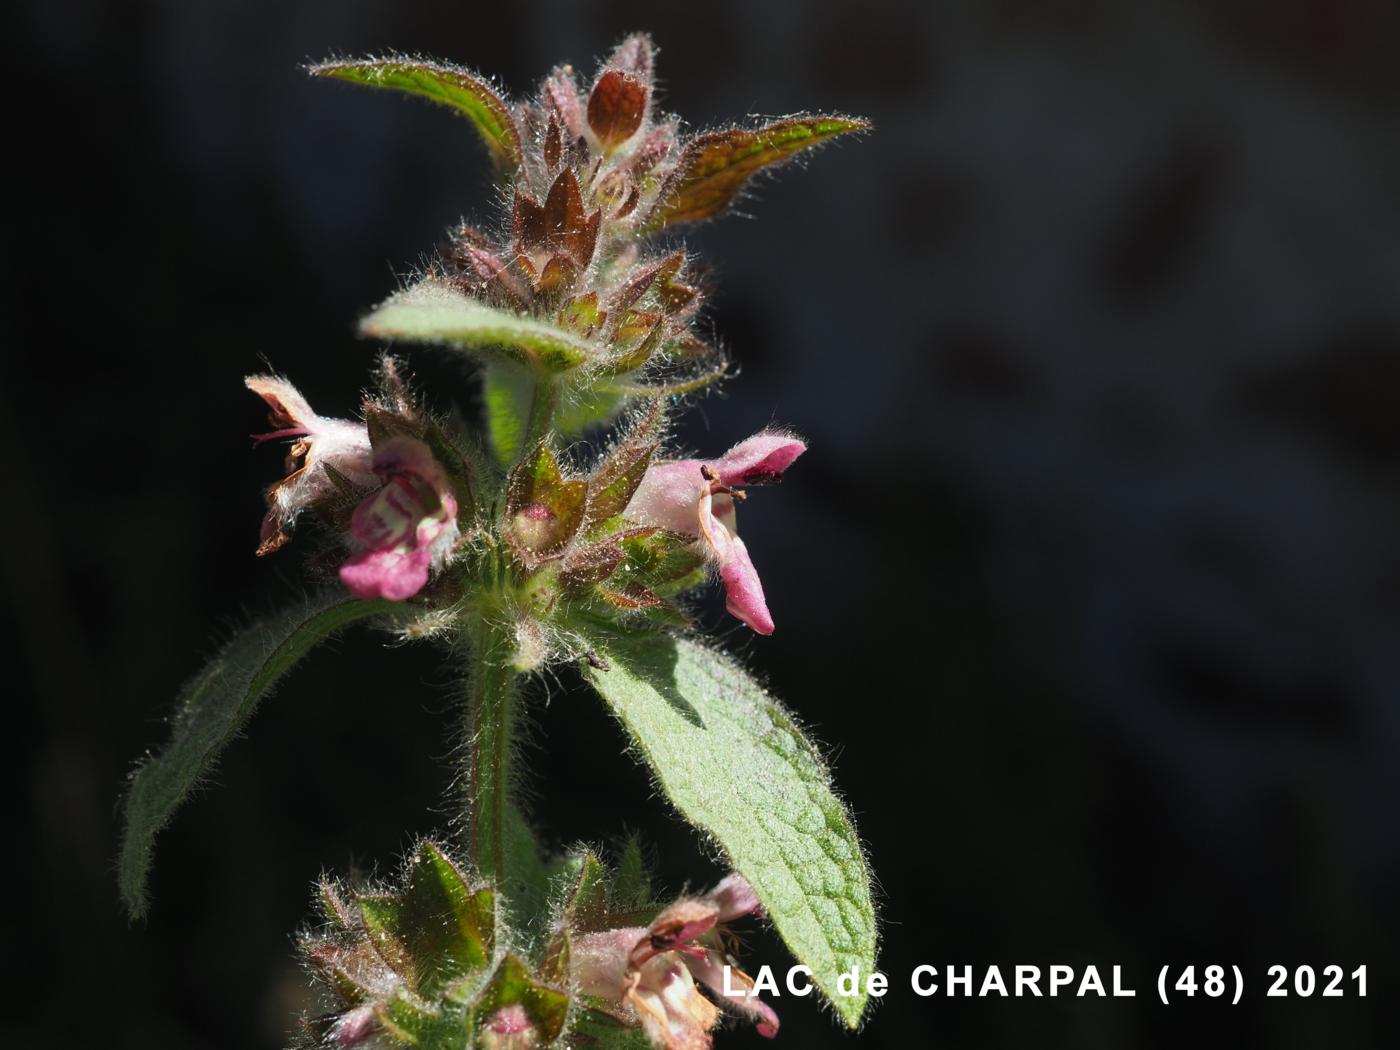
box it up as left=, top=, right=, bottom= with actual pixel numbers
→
left=624, top=433, right=806, bottom=634
left=572, top=874, right=779, bottom=1050
left=338, top=435, right=460, bottom=601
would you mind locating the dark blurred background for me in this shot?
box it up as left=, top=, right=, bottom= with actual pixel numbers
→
left=9, top=0, right=1400, bottom=1046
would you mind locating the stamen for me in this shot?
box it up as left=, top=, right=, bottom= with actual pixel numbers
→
left=251, top=426, right=311, bottom=445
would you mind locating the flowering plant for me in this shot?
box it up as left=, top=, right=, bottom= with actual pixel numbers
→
left=119, top=34, right=874, bottom=1049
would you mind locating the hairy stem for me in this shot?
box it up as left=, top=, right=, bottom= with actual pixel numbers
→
left=521, top=376, right=558, bottom=451
left=466, top=610, right=516, bottom=887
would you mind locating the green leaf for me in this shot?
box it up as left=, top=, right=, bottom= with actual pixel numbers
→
left=118, top=592, right=392, bottom=918
left=359, top=843, right=495, bottom=999
left=649, top=115, right=870, bottom=228
left=581, top=631, right=877, bottom=1028
left=310, top=58, right=522, bottom=172
left=362, top=281, right=593, bottom=374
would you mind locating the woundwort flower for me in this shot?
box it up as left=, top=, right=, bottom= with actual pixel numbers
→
left=624, top=433, right=806, bottom=634
left=339, top=436, right=460, bottom=601
left=572, top=874, right=778, bottom=1050
left=246, top=375, right=376, bottom=555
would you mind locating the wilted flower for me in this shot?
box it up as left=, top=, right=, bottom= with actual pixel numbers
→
left=245, top=375, right=376, bottom=555
left=572, top=874, right=778, bottom=1050
left=339, top=436, right=460, bottom=601
left=624, top=433, right=806, bottom=634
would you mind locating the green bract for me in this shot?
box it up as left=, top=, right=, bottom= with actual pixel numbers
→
left=363, top=281, right=595, bottom=374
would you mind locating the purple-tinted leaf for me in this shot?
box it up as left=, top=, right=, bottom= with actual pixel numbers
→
left=650, top=115, right=869, bottom=228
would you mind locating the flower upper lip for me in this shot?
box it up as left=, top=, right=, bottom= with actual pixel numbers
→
left=245, top=375, right=375, bottom=556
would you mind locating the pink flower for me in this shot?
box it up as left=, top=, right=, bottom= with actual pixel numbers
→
left=246, top=376, right=376, bottom=555
left=572, top=874, right=778, bottom=1050
left=338, top=436, right=461, bottom=601
left=623, top=432, right=806, bottom=634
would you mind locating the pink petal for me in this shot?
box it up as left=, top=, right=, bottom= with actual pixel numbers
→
left=705, top=874, right=760, bottom=923
left=713, top=432, right=806, bottom=487
left=572, top=928, right=647, bottom=999
left=718, top=535, right=774, bottom=634
left=339, top=546, right=432, bottom=601
left=686, top=952, right=781, bottom=1038
left=350, top=475, right=427, bottom=550
left=623, top=459, right=708, bottom=535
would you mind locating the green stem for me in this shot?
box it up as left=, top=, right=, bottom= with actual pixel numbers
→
left=466, top=373, right=551, bottom=885
left=521, top=376, right=558, bottom=451
left=467, top=611, right=516, bottom=887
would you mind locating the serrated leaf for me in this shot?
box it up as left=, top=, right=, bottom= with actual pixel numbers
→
left=581, top=631, right=876, bottom=1028
left=118, top=592, right=393, bottom=918
left=363, top=281, right=593, bottom=374
left=650, top=116, right=869, bottom=228
left=360, top=844, right=495, bottom=999
left=310, top=58, right=522, bottom=172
